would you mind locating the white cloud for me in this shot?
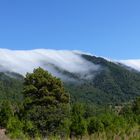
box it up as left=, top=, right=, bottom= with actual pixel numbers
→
left=1, top=48, right=140, bottom=80
left=119, top=59, right=140, bottom=71
left=0, top=49, right=100, bottom=79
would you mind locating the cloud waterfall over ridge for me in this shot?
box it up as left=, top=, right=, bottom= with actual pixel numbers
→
left=120, top=59, right=140, bottom=71
left=0, top=49, right=100, bottom=79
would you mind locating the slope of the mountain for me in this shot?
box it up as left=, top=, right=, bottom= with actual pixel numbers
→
left=0, top=49, right=100, bottom=80
left=0, top=49, right=140, bottom=105
left=64, top=55, right=140, bottom=105
left=0, top=72, right=23, bottom=102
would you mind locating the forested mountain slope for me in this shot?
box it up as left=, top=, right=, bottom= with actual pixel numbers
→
left=0, top=53, right=140, bottom=105
left=0, top=72, right=23, bottom=102
left=65, top=55, right=140, bottom=105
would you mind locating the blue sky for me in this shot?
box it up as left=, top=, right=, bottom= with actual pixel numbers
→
left=0, top=0, right=140, bottom=59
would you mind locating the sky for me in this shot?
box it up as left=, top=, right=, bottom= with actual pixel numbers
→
left=0, top=0, right=140, bottom=59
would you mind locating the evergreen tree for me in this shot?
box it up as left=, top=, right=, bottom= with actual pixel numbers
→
left=22, top=68, right=70, bottom=137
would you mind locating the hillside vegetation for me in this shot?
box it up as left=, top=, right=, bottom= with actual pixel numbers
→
left=0, top=68, right=139, bottom=140
left=0, top=55, right=140, bottom=106
left=65, top=55, right=140, bottom=105
left=0, top=72, right=23, bottom=102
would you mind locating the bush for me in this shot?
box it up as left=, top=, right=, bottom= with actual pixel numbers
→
left=87, top=117, right=104, bottom=135
left=0, top=101, right=13, bottom=128
left=6, top=116, right=26, bottom=139
left=70, top=103, right=87, bottom=138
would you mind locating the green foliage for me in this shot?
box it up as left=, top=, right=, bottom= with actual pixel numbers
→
left=6, top=116, right=25, bottom=139
left=99, top=112, right=114, bottom=129
left=70, top=103, right=87, bottom=137
left=87, top=117, right=104, bottom=135
left=0, top=101, right=13, bottom=128
left=65, top=55, right=140, bottom=106
left=22, top=120, right=38, bottom=138
left=22, top=68, right=70, bottom=137
left=0, top=54, right=140, bottom=106
left=0, top=72, right=23, bottom=103
left=0, top=67, right=139, bottom=139
left=132, top=97, right=140, bottom=115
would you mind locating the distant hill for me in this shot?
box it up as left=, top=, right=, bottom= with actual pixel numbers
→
left=0, top=49, right=140, bottom=105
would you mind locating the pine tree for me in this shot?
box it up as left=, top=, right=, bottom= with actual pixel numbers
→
left=22, top=68, right=70, bottom=137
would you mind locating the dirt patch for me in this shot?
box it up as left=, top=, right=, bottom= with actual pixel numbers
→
left=0, top=129, right=10, bottom=140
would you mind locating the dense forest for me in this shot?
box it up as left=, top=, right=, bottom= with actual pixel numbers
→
left=65, top=55, right=140, bottom=105
left=0, top=72, right=23, bottom=102
left=0, top=68, right=139, bottom=140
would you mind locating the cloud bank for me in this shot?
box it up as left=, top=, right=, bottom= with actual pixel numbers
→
left=0, top=49, right=100, bottom=80
left=120, top=60, right=140, bottom=71
left=1, top=48, right=139, bottom=80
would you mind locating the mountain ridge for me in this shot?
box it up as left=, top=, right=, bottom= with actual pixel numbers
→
left=0, top=49, right=140, bottom=105
left=0, top=48, right=139, bottom=78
